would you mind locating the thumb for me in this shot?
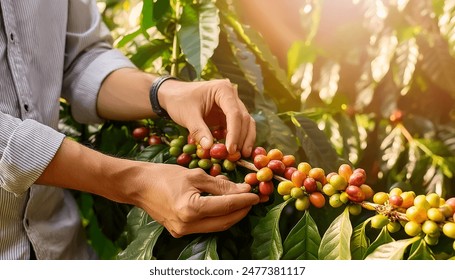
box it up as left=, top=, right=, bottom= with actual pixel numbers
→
left=187, top=119, right=214, bottom=150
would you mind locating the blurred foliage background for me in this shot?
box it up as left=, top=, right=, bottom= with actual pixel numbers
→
left=60, top=0, right=455, bottom=259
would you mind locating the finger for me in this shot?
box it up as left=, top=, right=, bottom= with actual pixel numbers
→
left=186, top=115, right=214, bottom=149
left=197, top=176, right=252, bottom=195
left=196, top=192, right=259, bottom=218
left=183, top=206, right=253, bottom=235
left=235, top=99, right=252, bottom=154
left=241, top=115, right=256, bottom=158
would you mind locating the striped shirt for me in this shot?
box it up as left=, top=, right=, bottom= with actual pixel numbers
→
left=0, top=0, right=135, bottom=259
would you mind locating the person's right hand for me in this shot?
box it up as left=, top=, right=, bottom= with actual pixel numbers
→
left=130, top=162, right=260, bottom=238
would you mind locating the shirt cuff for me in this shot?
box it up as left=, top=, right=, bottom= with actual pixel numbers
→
left=0, top=119, right=65, bottom=196
left=70, top=49, right=137, bottom=124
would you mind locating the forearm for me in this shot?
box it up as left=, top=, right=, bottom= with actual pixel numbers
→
left=97, top=68, right=156, bottom=120
left=36, top=137, right=142, bottom=205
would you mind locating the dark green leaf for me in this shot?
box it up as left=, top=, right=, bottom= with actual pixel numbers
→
left=318, top=207, right=352, bottom=260
left=178, top=0, right=220, bottom=77
left=129, top=40, right=171, bottom=69
left=141, top=0, right=155, bottom=30
left=251, top=200, right=292, bottom=260
left=117, top=208, right=164, bottom=260
left=365, top=236, right=421, bottom=260
left=178, top=235, right=219, bottom=260
left=282, top=210, right=321, bottom=260
left=136, top=144, right=169, bottom=162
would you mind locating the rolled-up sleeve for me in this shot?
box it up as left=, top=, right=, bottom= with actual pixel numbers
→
left=0, top=111, right=65, bottom=195
left=62, top=0, right=136, bottom=124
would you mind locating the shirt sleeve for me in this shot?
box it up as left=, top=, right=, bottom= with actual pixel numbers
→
left=61, top=0, right=136, bottom=124
left=0, top=111, right=65, bottom=195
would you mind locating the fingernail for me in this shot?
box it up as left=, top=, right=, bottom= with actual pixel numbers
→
left=246, top=146, right=252, bottom=157
left=200, top=137, right=210, bottom=149
left=231, top=144, right=238, bottom=154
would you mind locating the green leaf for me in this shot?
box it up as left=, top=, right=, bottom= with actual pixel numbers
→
left=178, top=235, right=219, bottom=260
left=318, top=207, right=352, bottom=260
left=408, top=239, right=435, bottom=260
left=363, top=226, right=394, bottom=258
left=282, top=211, right=321, bottom=260
left=283, top=114, right=341, bottom=172
left=392, top=38, right=418, bottom=92
left=117, top=208, right=164, bottom=260
left=287, top=41, right=318, bottom=77
left=136, top=144, right=169, bottom=162
left=178, top=0, right=220, bottom=77
left=115, top=28, right=143, bottom=48
left=222, top=23, right=264, bottom=94
left=350, top=219, right=371, bottom=260
left=251, top=200, right=292, bottom=260
left=141, top=0, right=156, bottom=30
left=365, top=236, right=421, bottom=260
left=129, top=40, right=171, bottom=69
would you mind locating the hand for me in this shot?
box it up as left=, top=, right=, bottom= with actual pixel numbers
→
left=133, top=163, right=260, bottom=238
left=158, top=79, right=256, bottom=158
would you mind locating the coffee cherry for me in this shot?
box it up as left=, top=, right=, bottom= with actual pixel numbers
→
left=290, top=187, right=305, bottom=199
left=426, top=193, right=441, bottom=208
left=182, top=143, right=197, bottom=154
left=348, top=171, right=366, bottom=187
left=303, top=177, right=317, bottom=193
left=256, top=167, right=274, bottom=182
left=226, top=151, right=241, bottom=162
left=400, top=191, right=415, bottom=209
left=308, top=168, right=325, bottom=183
left=283, top=167, right=297, bottom=180
left=339, top=192, right=350, bottom=204
left=281, top=155, right=296, bottom=167
left=211, top=128, right=226, bottom=140
left=188, top=159, right=199, bottom=169
left=427, top=208, right=445, bottom=222
left=443, top=222, right=455, bottom=239
left=132, top=126, right=149, bottom=140
left=297, top=162, right=312, bottom=175
left=309, top=192, right=326, bottom=208
left=371, top=214, right=389, bottom=229
left=404, top=221, right=422, bottom=236
left=348, top=204, right=362, bottom=215
left=244, top=173, right=259, bottom=185
left=198, top=158, right=213, bottom=170
left=422, top=220, right=440, bottom=236
left=406, top=206, right=427, bottom=224
left=338, top=164, right=353, bottom=182
left=259, top=181, right=274, bottom=196
left=210, top=163, right=222, bottom=176
left=277, top=181, right=294, bottom=196
left=414, top=195, right=431, bottom=210
left=445, top=197, right=455, bottom=212
left=222, top=159, right=236, bottom=172
left=148, top=135, right=162, bottom=145
left=176, top=153, right=192, bottom=166
left=295, top=196, right=310, bottom=211
left=373, top=192, right=389, bottom=205
left=360, top=184, right=374, bottom=200
left=345, top=185, right=365, bottom=202
left=251, top=146, right=267, bottom=159
left=329, top=193, right=344, bottom=208
left=322, top=183, right=336, bottom=196
left=389, top=195, right=403, bottom=208
left=254, top=154, right=270, bottom=169
left=439, top=204, right=454, bottom=218
left=170, top=136, right=185, bottom=148
left=267, top=159, right=286, bottom=176
left=329, top=174, right=348, bottom=191
left=387, top=221, right=401, bottom=233
left=267, top=148, right=283, bottom=160
left=291, top=170, right=306, bottom=188
left=210, top=143, right=228, bottom=160
left=169, top=146, right=182, bottom=157
left=196, top=146, right=211, bottom=159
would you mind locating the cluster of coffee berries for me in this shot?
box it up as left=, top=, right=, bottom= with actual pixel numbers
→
left=170, top=135, right=241, bottom=177
left=131, top=126, right=163, bottom=146
left=244, top=147, right=298, bottom=201
left=321, top=164, right=374, bottom=215
left=370, top=188, right=455, bottom=247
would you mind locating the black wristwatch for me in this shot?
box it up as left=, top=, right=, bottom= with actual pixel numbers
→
left=149, top=75, right=178, bottom=119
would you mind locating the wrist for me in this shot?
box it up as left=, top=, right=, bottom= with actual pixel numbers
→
left=149, top=75, right=179, bottom=118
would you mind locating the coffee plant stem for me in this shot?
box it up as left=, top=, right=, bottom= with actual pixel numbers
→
left=171, top=0, right=182, bottom=76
